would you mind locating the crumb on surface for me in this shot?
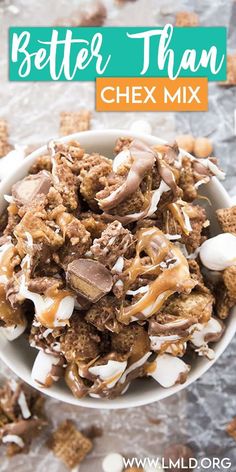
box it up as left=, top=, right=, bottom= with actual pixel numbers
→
left=60, top=111, right=91, bottom=136
left=226, top=417, right=236, bottom=440
left=175, top=11, right=199, bottom=27
left=221, top=54, right=236, bottom=86
left=0, top=380, right=46, bottom=456
left=0, top=118, right=13, bottom=158
left=48, top=419, right=93, bottom=468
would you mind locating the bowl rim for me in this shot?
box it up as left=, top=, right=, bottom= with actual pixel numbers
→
left=0, top=128, right=234, bottom=410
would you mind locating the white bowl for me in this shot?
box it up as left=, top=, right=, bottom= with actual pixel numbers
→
left=0, top=129, right=234, bottom=409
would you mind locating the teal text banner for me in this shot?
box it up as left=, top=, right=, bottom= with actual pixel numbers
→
left=9, top=26, right=227, bottom=81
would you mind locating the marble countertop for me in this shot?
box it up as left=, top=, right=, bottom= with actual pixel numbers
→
left=0, top=0, right=235, bottom=471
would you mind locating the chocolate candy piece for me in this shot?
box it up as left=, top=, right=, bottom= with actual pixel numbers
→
left=12, top=170, right=51, bottom=205
left=67, top=258, right=113, bottom=302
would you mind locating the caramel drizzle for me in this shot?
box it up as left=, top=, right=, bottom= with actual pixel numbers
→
left=118, top=228, right=195, bottom=324
left=0, top=285, right=22, bottom=323
left=124, top=228, right=169, bottom=286
left=168, top=202, right=190, bottom=235
left=56, top=211, right=73, bottom=238
left=0, top=245, right=16, bottom=281
left=146, top=359, right=157, bottom=375
left=157, top=336, right=189, bottom=356
left=20, top=238, right=74, bottom=329
left=37, top=289, right=73, bottom=329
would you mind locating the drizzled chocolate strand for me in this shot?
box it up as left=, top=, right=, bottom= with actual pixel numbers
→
left=98, top=139, right=155, bottom=211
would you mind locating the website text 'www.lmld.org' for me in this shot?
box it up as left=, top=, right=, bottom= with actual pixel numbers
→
left=123, top=456, right=232, bottom=470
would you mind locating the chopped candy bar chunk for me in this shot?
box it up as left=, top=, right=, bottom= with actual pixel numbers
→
left=12, top=171, right=51, bottom=206
left=60, top=110, right=91, bottom=136
left=67, top=258, right=113, bottom=302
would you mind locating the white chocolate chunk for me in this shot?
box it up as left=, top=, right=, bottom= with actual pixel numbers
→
left=148, top=354, right=190, bottom=388
left=31, top=351, right=61, bottom=387
left=200, top=233, right=236, bottom=271
left=89, top=360, right=127, bottom=389
left=102, top=452, right=124, bottom=472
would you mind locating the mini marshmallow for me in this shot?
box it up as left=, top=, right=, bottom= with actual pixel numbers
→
left=31, top=351, right=62, bottom=388
left=89, top=360, right=127, bottom=389
left=199, top=233, right=236, bottom=271
left=0, top=320, right=27, bottom=341
left=144, top=464, right=164, bottom=472
left=147, top=353, right=190, bottom=388
left=130, top=119, right=152, bottom=135
left=190, top=318, right=223, bottom=349
left=19, top=276, right=75, bottom=328
left=102, top=452, right=124, bottom=472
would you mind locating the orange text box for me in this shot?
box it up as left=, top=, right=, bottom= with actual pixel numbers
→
left=96, top=77, right=208, bottom=111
